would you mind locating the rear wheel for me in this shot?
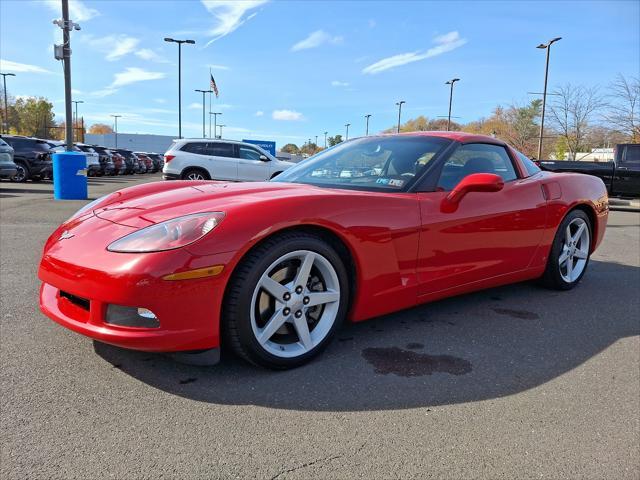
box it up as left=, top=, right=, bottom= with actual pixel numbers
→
left=181, top=168, right=210, bottom=180
left=223, top=232, right=349, bottom=369
left=541, top=209, right=592, bottom=290
left=10, top=163, right=29, bottom=183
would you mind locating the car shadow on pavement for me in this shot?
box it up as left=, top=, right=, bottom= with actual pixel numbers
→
left=94, top=259, right=639, bottom=412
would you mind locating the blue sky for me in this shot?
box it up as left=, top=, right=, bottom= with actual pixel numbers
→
left=1, top=0, right=638, bottom=147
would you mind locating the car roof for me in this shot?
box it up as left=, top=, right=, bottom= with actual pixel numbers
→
left=371, top=130, right=509, bottom=146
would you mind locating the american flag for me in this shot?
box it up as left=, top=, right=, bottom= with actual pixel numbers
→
left=210, top=73, right=219, bottom=98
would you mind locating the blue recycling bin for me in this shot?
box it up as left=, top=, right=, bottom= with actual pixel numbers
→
left=52, top=151, right=88, bottom=200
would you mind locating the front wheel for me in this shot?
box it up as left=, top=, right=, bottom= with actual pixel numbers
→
left=10, top=163, right=29, bottom=183
left=223, top=232, right=349, bottom=369
left=541, top=209, right=592, bottom=290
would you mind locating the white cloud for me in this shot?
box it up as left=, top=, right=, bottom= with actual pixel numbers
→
left=0, top=59, right=52, bottom=74
left=272, top=109, right=304, bottom=121
left=44, top=0, right=100, bottom=22
left=202, top=0, right=268, bottom=46
left=255, top=110, right=264, bottom=116
left=85, top=34, right=140, bottom=61
left=154, top=98, right=166, bottom=104
left=109, top=67, right=165, bottom=88
left=207, top=64, right=230, bottom=71
left=134, top=48, right=169, bottom=63
left=188, top=102, right=202, bottom=110
left=291, top=30, right=343, bottom=51
left=362, top=31, right=467, bottom=74
left=331, top=80, right=349, bottom=87
left=90, top=88, right=118, bottom=98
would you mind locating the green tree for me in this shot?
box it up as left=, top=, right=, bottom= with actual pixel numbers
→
left=12, top=96, right=55, bottom=137
left=280, top=143, right=300, bottom=154
left=327, top=134, right=343, bottom=147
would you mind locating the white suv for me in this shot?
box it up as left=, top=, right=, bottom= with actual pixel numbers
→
left=162, top=139, right=295, bottom=181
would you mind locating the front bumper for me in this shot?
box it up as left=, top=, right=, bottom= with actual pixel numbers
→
left=38, top=227, right=234, bottom=353
left=163, top=172, right=180, bottom=180
left=32, top=162, right=53, bottom=178
left=0, top=164, right=17, bottom=178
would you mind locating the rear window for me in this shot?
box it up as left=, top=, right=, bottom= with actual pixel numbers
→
left=180, top=142, right=208, bottom=155
left=515, top=150, right=541, bottom=176
left=623, top=145, right=640, bottom=166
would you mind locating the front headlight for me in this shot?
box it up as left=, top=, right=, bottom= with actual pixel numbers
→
left=107, top=212, right=225, bottom=253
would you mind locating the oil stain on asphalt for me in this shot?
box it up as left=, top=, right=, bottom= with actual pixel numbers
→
left=362, top=347, right=472, bottom=377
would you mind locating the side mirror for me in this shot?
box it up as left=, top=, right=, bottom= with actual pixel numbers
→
left=259, top=154, right=270, bottom=162
left=441, top=173, right=504, bottom=213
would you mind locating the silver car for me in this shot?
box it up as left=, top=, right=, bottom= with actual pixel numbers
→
left=0, top=138, right=17, bottom=180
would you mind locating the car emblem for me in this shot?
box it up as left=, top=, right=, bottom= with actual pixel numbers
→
left=58, top=230, right=74, bottom=241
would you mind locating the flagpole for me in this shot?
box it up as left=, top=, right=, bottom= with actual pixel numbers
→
left=208, top=68, right=212, bottom=138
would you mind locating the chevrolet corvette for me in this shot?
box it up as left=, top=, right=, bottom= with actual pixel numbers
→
left=38, top=132, right=609, bottom=369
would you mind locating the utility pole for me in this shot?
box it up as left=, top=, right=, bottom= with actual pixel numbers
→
left=536, top=37, right=562, bottom=160
left=72, top=100, right=83, bottom=141
left=60, top=0, right=74, bottom=151
left=110, top=114, right=121, bottom=148
left=0, top=73, right=16, bottom=134
left=345, top=123, right=350, bottom=140
left=164, top=37, right=195, bottom=139
left=445, top=78, right=459, bottom=131
left=195, top=89, right=212, bottom=138
left=364, top=114, right=371, bottom=136
left=396, top=101, right=405, bottom=133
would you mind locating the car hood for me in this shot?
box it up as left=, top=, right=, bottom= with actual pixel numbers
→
left=93, top=181, right=333, bottom=228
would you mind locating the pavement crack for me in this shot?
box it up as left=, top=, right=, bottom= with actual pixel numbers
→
left=270, top=443, right=366, bottom=479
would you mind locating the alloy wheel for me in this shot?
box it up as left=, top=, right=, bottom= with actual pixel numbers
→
left=250, top=250, right=340, bottom=358
left=187, top=172, right=205, bottom=180
left=12, top=165, right=26, bottom=182
left=558, top=217, right=590, bottom=283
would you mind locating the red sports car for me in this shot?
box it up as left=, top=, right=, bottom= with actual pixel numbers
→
left=39, top=132, right=609, bottom=369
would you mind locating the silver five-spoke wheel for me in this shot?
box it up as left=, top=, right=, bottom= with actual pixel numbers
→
left=250, top=250, right=340, bottom=358
left=187, top=172, right=205, bottom=180
left=558, top=217, right=590, bottom=283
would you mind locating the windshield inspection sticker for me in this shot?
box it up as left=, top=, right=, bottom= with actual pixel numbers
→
left=388, top=179, right=404, bottom=187
left=376, top=178, right=390, bottom=185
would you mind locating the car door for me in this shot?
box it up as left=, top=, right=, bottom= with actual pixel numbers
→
left=236, top=145, right=270, bottom=181
left=416, top=142, right=548, bottom=296
left=614, top=144, right=640, bottom=197
left=204, top=142, right=237, bottom=181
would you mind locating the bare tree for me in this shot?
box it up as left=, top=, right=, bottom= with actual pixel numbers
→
left=548, top=84, right=605, bottom=160
left=604, top=74, right=640, bottom=142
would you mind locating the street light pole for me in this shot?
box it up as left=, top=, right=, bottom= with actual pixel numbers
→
left=210, top=112, right=222, bottom=139
left=110, top=114, right=121, bottom=148
left=164, top=37, right=195, bottom=139
left=396, top=101, right=405, bottom=133
left=195, top=89, right=212, bottom=138
left=218, top=124, right=225, bottom=138
left=72, top=100, right=83, bottom=141
left=324, top=131, right=328, bottom=148
left=445, top=78, right=460, bottom=131
left=345, top=123, right=350, bottom=140
left=364, top=114, right=371, bottom=136
left=536, top=37, right=562, bottom=160
left=0, top=72, right=16, bottom=134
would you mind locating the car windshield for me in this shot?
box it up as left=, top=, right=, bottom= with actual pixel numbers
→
left=274, top=136, right=451, bottom=191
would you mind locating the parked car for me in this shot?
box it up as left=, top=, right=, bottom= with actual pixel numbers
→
left=133, top=154, right=147, bottom=174
left=46, top=141, right=101, bottom=179
left=146, top=153, right=164, bottom=171
left=0, top=135, right=53, bottom=182
left=114, top=149, right=137, bottom=175
left=74, top=143, right=102, bottom=177
left=162, top=139, right=294, bottom=181
left=135, top=152, right=155, bottom=173
left=109, top=150, right=127, bottom=175
left=91, top=145, right=116, bottom=176
left=0, top=137, right=18, bottom=180
left=38, top=132, right=609, bottom=369
left=538, top=143, right=640, bottom=197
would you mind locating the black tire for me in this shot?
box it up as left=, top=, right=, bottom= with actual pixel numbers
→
left=181, top=168, right=210, bottom=180
left=223, top=232, right=350, bottom=369
left=10, top=163, right=29, bottom=183
left=540, top=209, right=592, bottom=290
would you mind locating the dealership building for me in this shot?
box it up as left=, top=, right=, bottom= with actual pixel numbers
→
left=84, top=133, right=176, bottom=154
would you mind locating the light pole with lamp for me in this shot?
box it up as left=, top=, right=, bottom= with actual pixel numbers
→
left=0, top=72, right=16, bottom=134
left=110, top=114, right=121, bottom=148
left=195, top=89, right=212, bottom=138
left=345, top=123, right=350, bottom=140
left=164, top=37, right=195, bottom=139
left=445, top=78, right=460, bottom=131
left=396, top=101, right=405, bottom=133
left=536, top=37, right=562, bottom=160
left=364, top=114, right=372, bottom=136
left=72, top=100, right=83, bottom=141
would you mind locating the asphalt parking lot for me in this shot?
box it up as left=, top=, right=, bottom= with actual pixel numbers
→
left=1, top=175, right=639, bottom=479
